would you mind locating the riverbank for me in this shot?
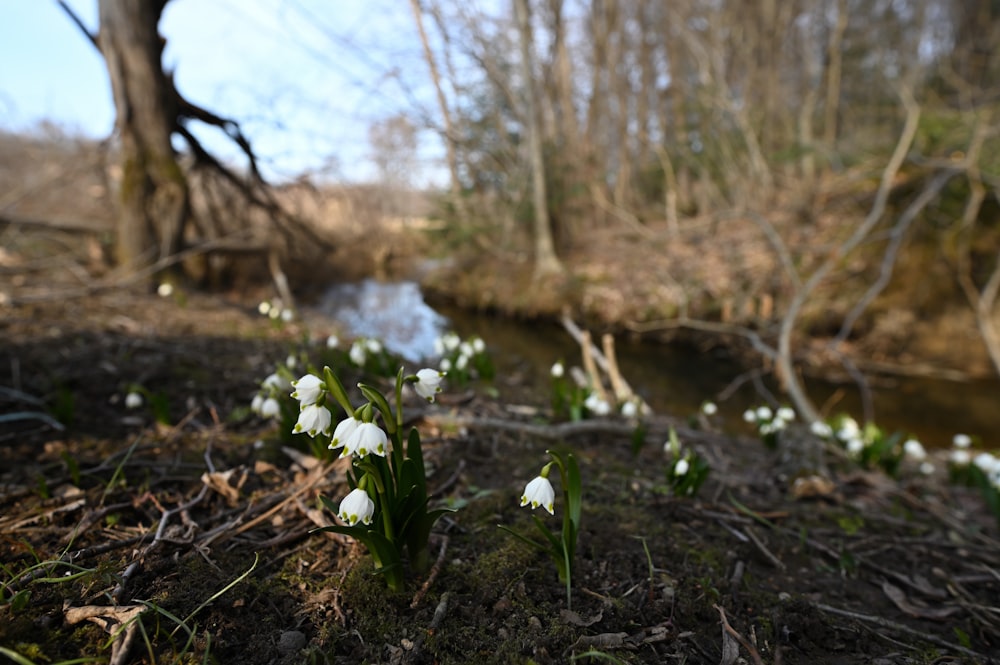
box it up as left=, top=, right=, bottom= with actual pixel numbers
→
left=2, top=278, right=999, bottom=664
left=418, top=215, right=995, bottom=385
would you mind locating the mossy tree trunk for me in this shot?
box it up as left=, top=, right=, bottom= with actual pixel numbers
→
left=98, top=0, right=188, bottom=281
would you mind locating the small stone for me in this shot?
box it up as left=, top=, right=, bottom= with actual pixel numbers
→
left=277, top=630, right=306, bottom=655
left=778, top=592, right=791, bottom=602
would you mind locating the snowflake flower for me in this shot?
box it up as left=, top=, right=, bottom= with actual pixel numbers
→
left=338, top=488, right=375, bottom=526
left=520, top=476, right=555, bottom=515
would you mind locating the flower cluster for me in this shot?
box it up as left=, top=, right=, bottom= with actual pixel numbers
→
left=257, top=298, right=294, bottom=323
left=250, top=368, right=292, bottom=421
left=433, top=331, right=493, bottom=384
left=947, top=433, right=1000, bottom=526
left=583, top=392, right=612, bottom=417
left=293, top=365, right=453, bottom=590
left=813, top=415, right=915, bottom=477
left=743, top=405, right=796, bottom=448
left=347, top=337, right=395, bottom=376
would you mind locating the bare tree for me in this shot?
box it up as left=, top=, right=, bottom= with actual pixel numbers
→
left=95, top=0, right=186, bottom=275
left=57, top=0, right=315, bottom=299
left=514, top=0, right=562, bottom=277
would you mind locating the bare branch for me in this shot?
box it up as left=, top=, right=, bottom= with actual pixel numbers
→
left=775, top=84, right=922, bottom=424
left=55, top=0, right=99, bottom=50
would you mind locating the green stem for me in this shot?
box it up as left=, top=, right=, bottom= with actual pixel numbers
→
left=361, top=466, right=395, bottom=544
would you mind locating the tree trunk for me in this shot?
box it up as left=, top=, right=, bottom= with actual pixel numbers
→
left=513, top=0, right=562, bottom=277
left=98, top=0, right=188, bottom=280
left=409, top=0, right=466, bottom=220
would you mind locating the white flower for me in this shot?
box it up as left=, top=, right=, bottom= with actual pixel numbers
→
left=349, top=342, right=367, bottom=366
left=621, top=400, right=638, bottom=419
left=157, top=282, right=173, bottom=297
left=286, top=355, right=297, bottom=369
left=950, top=449, right=971, bottom=466
left=293, top=404, right=331, bottom=438
left=756, top=406, right=773, bottom=421
left=365, top=338, right=382, bottom=354
left=837, top=418, right=861, bottom=441
left=439, top=357, right=452, bottom=372
left=281, top=309, right=294, bottom=322
left=520, top=476, right=555, bottom=515
left=674, top=458, right=690, bottom=476
left=442, top=332, right=461, bottom=351
left=433, top=336, right=445, bottom=356
left=262, top=372, right=290, bottom=392
left=338, top=488, right=375, bottom=526
left=973, top=452, right=998, bottom=474
left=269, top=307, right=281, bottom=320
left=550, top=362, right=565, bottom=378
left=341, top=422, right=388, bottom=458
left=251, top=393, right=264, bottom=413
left=472, top=337, right=486, bottom=354
left=259, top=397, right=281, bottom=419
left=919, top=461, right=936, bottom=476
left=903, top=439, right=926, bottom=461
left=329, top=416, right=361, bottom=450
left=810, top=421, right=833, bottom=438
left=413, top=368, right=445, bottom=402
left=258, top=301, right=271, bottom=316
left=326, top=334, right=339, bottom=349
left=290, top=374, right=324, bottom=406
left=846, top=437, right=865, bottom=457
left=701, top=402, right=718, bottom=416
left=124, top=391, right=143, bottom=409
left=953, top=433, right=972, bottom=449
left=776, top=407, right=795, bottom=422
left=455, top=353, right=468, bottom=371
left=584, top=393, right=611, bottom=416
left=743, top=409, right=757, bottom=423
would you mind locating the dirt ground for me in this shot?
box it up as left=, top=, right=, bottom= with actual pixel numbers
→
left=2, top=226, right=1000, bottom=665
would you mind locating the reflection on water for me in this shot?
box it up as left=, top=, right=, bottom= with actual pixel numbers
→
left=316, top=280, right=448, bottom=361
left=314, top=280, right=999, bottom=447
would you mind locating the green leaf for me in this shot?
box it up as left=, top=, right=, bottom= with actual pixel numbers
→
left=359, top=383, right=397, bottom=435
left=497, top=524, right=549, bottom=553
left=8, top=589, right=30, bottom=612
left=322, top=366, right=355, bottom=416
left=314, top=524, right=404, bottom=590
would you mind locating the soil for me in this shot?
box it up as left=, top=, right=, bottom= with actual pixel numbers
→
left=2, top=227, right=1000, bottom=665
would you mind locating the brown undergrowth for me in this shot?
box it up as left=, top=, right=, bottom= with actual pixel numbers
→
left=2, top=279, right=1000, bottom=665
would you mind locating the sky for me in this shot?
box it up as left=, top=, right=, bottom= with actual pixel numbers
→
left=0, top=0, right=445, bottom=186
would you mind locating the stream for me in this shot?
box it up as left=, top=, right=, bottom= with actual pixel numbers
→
left=314, top=279, right=999, bottom=448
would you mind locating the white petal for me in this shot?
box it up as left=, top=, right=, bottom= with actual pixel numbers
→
left=338, top=488, right=375, bottom=526
left=520, top=476, right=555, bottom=515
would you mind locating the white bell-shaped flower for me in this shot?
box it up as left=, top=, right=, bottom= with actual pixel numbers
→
left=290, top=374, right=324, bottom=406
left=259, top=397, right=281, bottom=419
left=520, top=476, right=555, bottom=515
left=294, top=404, right=331, bottom=438
left=329, top=416, right=361, bottom=451
left=341, top=422, right=388, bottom=458
left=338, top=488, right=375, bottom=526
left=413, top=368, right=445, bottom=402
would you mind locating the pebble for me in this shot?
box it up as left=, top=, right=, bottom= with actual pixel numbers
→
left=277, top=630, right=306, bottom=655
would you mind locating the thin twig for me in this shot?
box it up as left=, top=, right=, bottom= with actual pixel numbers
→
left=713, top=604, right=764, bottom=665
left=411, top=535, right=449, bottom=608
left=813, top=602, right=996, bottom=663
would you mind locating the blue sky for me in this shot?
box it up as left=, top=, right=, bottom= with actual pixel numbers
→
left=0, top=0, right=444, bottom=185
